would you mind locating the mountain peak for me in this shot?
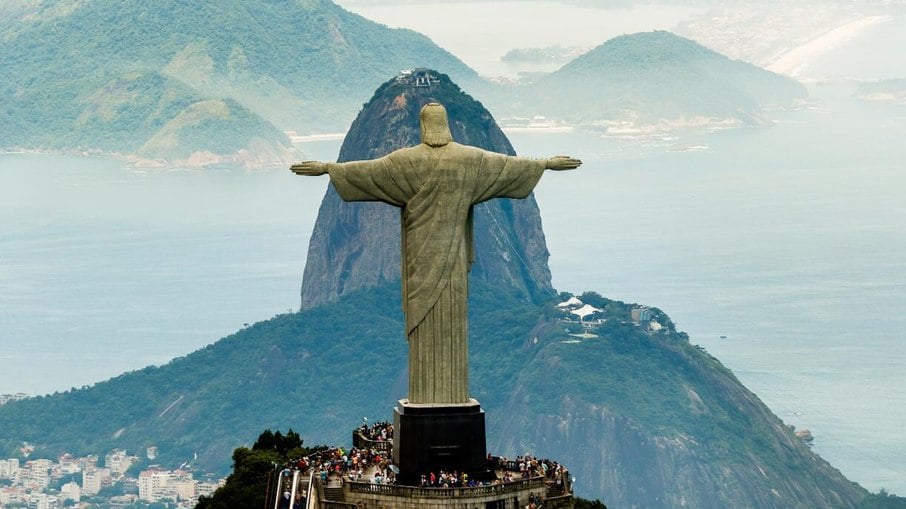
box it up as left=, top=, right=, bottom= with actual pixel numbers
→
left=516, top=30, right=806, bottom=125
left=300, top=69, right=555, bottom=309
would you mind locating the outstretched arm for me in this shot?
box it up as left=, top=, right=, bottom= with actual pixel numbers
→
left=471, top=150, right=581, bottom=203
left=290, top=161, right=327, bottom=176
left=290, top=156, right=409, bottom=206
left=545, top=156, right=582, bottom=171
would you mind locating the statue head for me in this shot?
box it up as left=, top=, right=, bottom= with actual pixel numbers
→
left=419, top=102, right=453, bottom=147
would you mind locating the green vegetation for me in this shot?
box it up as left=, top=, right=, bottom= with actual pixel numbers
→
left=200, top=427, right=615, bottom=509
left=0, top=0, right=477, bottom=161
left=136, top=98, right=289, bottom=160
left=2, top=2, right=806, bottom=162
left=520, top=296, right=770, bottom=459
left=0, top=282, right=406, bottom=473
left=859, top=490, right=906, bottom=509
left=0, top=278, right=890, bottom=506
left=0, top=281, right=839, bottom=470
left=487, top=31, right=807, bottom=126
left=196, top=429, right=325, bottom=509
left=574, top=497, right=608, bottom=509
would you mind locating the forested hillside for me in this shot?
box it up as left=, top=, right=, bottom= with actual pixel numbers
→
left=0, top=0, right=477, bottom=164
left=486, top=31, right=807, bottom=128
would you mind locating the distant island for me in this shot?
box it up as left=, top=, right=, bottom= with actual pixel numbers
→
left=2, top=0, right=807, bottom=168
left=485, top=31, right=807, bottom=135
left=0, top=0, right=476, bottom=168
left=500, top=45, right=590, bottom=77
left=856, top=79, right=906, bottom=103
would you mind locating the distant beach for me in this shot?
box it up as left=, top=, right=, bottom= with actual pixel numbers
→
left=768, top=15, right=892, bottom=77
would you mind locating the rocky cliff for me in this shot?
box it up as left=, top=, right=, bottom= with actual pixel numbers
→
left=492, top=307, right=866, bottom=509
left=300, top=70, right=555, bottom=309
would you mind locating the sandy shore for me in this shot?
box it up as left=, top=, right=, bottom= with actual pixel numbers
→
left=287, top=132, right=348, bottom=143
left=767, top=15, right=892, bottom=77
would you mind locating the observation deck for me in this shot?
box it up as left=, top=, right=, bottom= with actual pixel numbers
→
left=268, top=424, right=572, bottom=509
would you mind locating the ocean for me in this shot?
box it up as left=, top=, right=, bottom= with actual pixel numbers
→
left=1, top=84, right=904, bottom=493
left=519, top=84, right=906, bottom=494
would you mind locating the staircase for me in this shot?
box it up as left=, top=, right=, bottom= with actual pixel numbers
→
left=546, top=480, right=565, bottom=498
left=323, top=485, right=345, bottom=502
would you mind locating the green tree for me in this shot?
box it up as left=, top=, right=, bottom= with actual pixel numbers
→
left=574, top=497, right=608, bottom=509
left=196, top=429, right=321, bottom=509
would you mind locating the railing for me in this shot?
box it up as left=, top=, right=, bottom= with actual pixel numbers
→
left=323, top=502, right=357, bottom=509
left=305, top=474, right=314, bottom=509
left=351, top=431, right=393, bottom=453
left=544, top=494, right=574, bottom=509
left=348, top=476, right=545, bottom=498
left=273, top=469, right=303, bottom=509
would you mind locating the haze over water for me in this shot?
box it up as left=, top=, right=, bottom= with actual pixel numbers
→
left=2, top=0, right=905, bottom=496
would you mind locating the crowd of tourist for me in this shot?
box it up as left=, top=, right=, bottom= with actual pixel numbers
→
left=410, top=454, right=570, bottom=492
left=277, top=488, right=305, bottom=509
left=355, top=421, right=394, bottom=443
left=417, top=470, right=489, bottom=488
left=275, top=426, right=569, bottom=498
left=284, top=445, right=395, bottom=485
left=488, top=454, right=571, bottom=493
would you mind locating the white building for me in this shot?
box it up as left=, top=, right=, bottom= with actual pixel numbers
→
left=33, top=492, right=60, bottom=509
left=105, top=449, right=136, bottom=476
left=82, top=467, right=112, bottom=496
left=0, top=486, right=25, bottom=505
left=27, top=458, right=53, bottom=489
left=196, top=481, right=220, bottom=498
left=139, top=469, right=174, bottom=502
left=61, top=480, right=82, bottom=502
left=0, top=458, right=20, bottom=478
left=171, top=478, right=197, bottom=501
left=58, top=454, right=81, bottom=475
left=80, top=454, right=99, bottom=471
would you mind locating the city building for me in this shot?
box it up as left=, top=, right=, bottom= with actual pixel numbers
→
left=139, top=468, right=174, bottom=502
left=0, top=486, right=25, bottom=506
left=32, top=492, right=60, bottom=509
left=60, top=480, right=81, bottom=502
left=82, top=467, right=112, bottom=496
left=27, top=458, right=53, bottom=490
left=58, top=453, right=81, bottom=475
left=105, top=449, right=136, bottom=476
left=0, top=458, right=20, bottom=478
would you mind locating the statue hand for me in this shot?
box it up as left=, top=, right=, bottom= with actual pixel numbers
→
left=546, top=156, right=582, bottom=171
left=290, top=161, right=327, bottom=176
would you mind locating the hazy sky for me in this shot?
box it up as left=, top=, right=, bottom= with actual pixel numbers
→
left=334, top=0, right=906, bottom=80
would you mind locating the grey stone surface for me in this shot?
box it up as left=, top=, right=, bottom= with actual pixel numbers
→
left=292, top=103, right=579, bottom=404
left=299, top=73, right=556, bottom=314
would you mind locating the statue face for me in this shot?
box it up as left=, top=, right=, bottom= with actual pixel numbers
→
left=420, top=103, right=453, bottom=147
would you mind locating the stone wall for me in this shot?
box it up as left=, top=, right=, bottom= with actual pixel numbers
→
left=342, top=477, right=548, bottom=509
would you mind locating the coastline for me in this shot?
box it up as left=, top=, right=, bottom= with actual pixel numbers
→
left=1, top=146, right=296, bottom=171
left=767, top=15, right=892, bottom=77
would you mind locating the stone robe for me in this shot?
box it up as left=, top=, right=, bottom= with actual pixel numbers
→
left=326, top=142, right=546, bottom=404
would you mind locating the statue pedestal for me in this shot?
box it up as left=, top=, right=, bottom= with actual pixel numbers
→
left=392, top=398, right=492, bottom=485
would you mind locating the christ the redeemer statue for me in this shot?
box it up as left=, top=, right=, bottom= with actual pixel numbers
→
left=291, top=103, right=580, bottom=405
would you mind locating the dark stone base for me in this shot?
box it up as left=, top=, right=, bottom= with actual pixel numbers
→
left=392, top=398, right=493, bottom=486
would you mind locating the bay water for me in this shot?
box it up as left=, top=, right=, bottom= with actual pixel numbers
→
left=1, top=85, right=904, bottom=493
